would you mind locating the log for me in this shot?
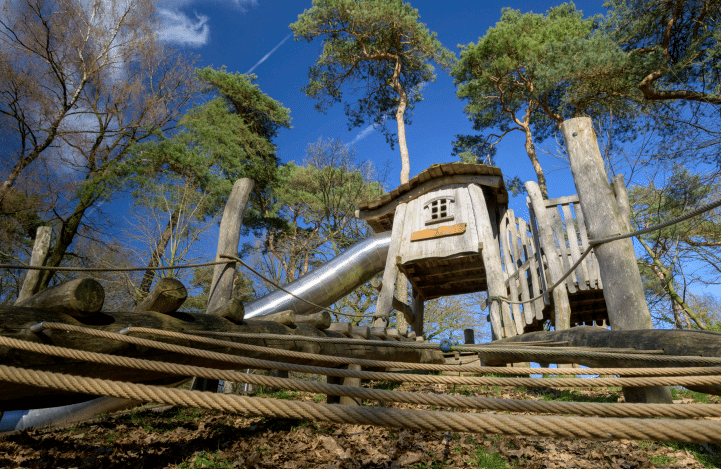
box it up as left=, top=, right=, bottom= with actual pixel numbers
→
left=15, top=226, right=52, bottom=304
left=294, top=311, right=331, bottom=330
left=207, top=297, right=245, bottom=325
left=562, top=118, right=652, bottom=331
left=351, top=326, right=370, bottom=339
left=327, top=322, right=351, bottom=337
left=562, top=118, right=666, bottom=403
left=387, top=328, right=401, bottom=340
left=0, top=305, right=444, bottom=410
left=370, top=327, right=387, bottom=339
left=15, top=278, right=104, bottom=318
left=133, top=277, right=187, bottom=315
left=261, top=310, right=295, bottom=326
left=207, top=179, right=254, bottom=315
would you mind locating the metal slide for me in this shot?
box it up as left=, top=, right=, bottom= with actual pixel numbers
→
left=0, top=233, right=391, bottom=431
left=244, top=231, right=391, bottom=318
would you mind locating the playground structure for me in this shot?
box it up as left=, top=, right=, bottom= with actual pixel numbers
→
left=2, top=118, right=721, bottom=444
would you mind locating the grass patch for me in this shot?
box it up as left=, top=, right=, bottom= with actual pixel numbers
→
left=671, top=387, right=710, bottom=403
left=539, top=389, right=619, bottom=404
left=658, top=442, right=721, bottom=468
left=179, top=451, right=232, bottom=469
left=372, top=380, right=402, bottom=391
left=467, top=446, right=511, bottom=468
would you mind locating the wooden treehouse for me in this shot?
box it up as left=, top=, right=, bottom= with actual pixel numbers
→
left=357, top=162, right=622, bottom=340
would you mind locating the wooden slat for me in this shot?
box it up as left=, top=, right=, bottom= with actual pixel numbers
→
left=561, top=203, right=588, bottom=291
left=499, top=211, right=525, bottom=335
left=519, top=217, right=546, bottom=317
left=549, top=208, right=578, bottom=293
left=574, top=203, right=600, bottom=289
left=512, top=216, right=534, bottom=325
left=544, top=194, right=580, bottom=207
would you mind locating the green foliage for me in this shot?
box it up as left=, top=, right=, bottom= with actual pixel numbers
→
left=467, top=447, right=511, bottom=469
left=655, top=442, right=721, bottom=468
left=372, top=380, right=402, bottom=391
left=539, top=389, right=620, bottom=403
left=179, top=451, right=233, bottom=469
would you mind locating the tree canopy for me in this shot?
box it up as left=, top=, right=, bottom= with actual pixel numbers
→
left=290, top=0, right=454, bottom=184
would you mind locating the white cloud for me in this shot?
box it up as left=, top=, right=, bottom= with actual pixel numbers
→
left=246, top=33, right=292, bottom=74
left=157, top=8, right=210, bottom=47
left=156, top=0, right=258, bottom=47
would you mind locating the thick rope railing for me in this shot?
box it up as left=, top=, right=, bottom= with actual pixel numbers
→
left=1, top=364, right=720, bottom=443
left=2, top=335, right=721, bottom=419
left=27, top=323, right=721, bottom=387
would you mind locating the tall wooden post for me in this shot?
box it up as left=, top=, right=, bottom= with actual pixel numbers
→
left=206, top=178, right=254, bottom=316
left=372, top=204, right=407, bottom=328
left=468, top=183, right=515, bottom=340
left=525, top=182, right=572, bottom=332
left=15, top=226, right=52, bottom=304
left=562, top=117, right=671, bottom=403
left=194, top=178, right=254, bottom=393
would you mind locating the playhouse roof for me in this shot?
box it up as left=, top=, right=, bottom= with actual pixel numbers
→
left=356, top=162, right=508, bottom=233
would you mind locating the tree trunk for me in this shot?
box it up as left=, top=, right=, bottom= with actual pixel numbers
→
left=37, top=192, right=96, bottom=290
left=138, top=209, right=180, bottom=295
left=522, top=125, right=548, bottom=199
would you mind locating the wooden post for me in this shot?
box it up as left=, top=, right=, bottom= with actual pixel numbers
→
left=372, top=203, right=407, bottom=328
left=468, top=183, right=514, bottom=340
left=525, top=181, right=572, bottom=332
left=206, top=178, right=254, bottom=315
left=411, top=287, right=424, bottom=336
left=133, top=277, right=187, bottom=314
left=200, top=178, right=253, bottom=392
left=562, top=117, right=671, bottom=404
left=15, top=226, right=52, bottom=304
left=339, top=364, right=361, bottom=406
left=464, top=328, right=475, bottom=345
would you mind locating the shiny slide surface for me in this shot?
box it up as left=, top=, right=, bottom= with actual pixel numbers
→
left=244, top=232, right=391, bottom=318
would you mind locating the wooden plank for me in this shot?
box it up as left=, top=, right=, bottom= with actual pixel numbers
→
left=410, top=223, right=466, bottom=242
left=499, top=211, right=525, bottom=335
left=519, top=217, right=545, bottom=317
left=411, top=287, right=424, bottom=336
left=526, top=181, right=572, bottom=331
left=549, top=208, right=578, bottom=293
left=574, top=201, right=599, bottom=289
left=512, top=217, right=534, bottom=325
left=561, top=203, right=588, bottom=291
left=544, top=194, right=580, bottom=207
left=468, top=183, right=515, bottom=339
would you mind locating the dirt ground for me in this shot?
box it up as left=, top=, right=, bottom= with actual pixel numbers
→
left=1, top=382, right=719, bottom=469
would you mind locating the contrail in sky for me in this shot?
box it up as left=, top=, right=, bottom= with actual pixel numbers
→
left=246, top=33, right=292, bottom=74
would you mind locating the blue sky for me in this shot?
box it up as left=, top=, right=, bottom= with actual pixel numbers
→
left=156, top=0, right=609, bottom=220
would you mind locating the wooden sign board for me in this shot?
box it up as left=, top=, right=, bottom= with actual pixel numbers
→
left=410, top=223, right=466, bottom=242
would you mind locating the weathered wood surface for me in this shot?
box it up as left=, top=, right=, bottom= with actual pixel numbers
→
left=327, top=322, right=352, bottom=336
left=411, top=287, right=424, bottom=336
left=493, top=326, right=721, bottom=371
left=351, top=326, right=370, bottom=339
left=0, top=305, right=443, bottom=410
left=294, top=311, right=331, bottom=330
left=469, top=183, right=514, bottom=339
left=15, top=226, right=52, bottom=304
left=526, top=181, right=572, bottom=332
left=262, top=310, right=295, bottom=326
left=562, top=118, right=651, bottom=331
left=133, top=277, right=188, bottom=315
left=14, top=278, right=104, bottom=318
left=207, top=179, right=254, bottom=315
left=371, top=277, right=414, bottom=323
left=373, top=203, right=407, bottom=328
left=206, top=297, right=245, bottom=324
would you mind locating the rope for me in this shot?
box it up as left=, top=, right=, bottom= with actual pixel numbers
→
left=51, top=323, right=705, bottom=367
left=29, top=323, right=721, bottom=386
left=1, top=364, right=720, bottom=443
left=2, top=335, right=721, bottom=419
left=0, top=260, right=233, bottom=272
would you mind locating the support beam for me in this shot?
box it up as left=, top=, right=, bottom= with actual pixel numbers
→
left=133, top=277, right=187, bottom=315
left=468, top=183, right=514, bottom=339
left=15, top=278, right=104, bottom=318
left=372, top=203, right=407, bottom=328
